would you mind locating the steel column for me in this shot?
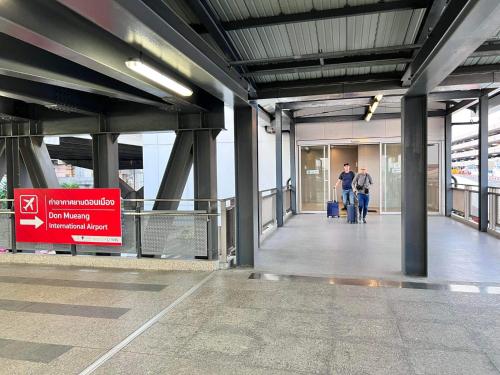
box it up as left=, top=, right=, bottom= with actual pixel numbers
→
left=289, top=118, right=297, bottom=214
left=444, top=108, right=452, bottom=216
left=19, top=137, right=59, bottom=188
left=154, top=131, right=193, bottom=211
left=401, top=96, right=428, bottom=277
left=92, top=134, right=119, bottom=188
left=234, top=105, right=259, bottom=267
left=5, top=135, right=19, bottom=253
left=193, top=130, right=218, bottom=260
left=0, top=139, right=5, bottom=178
left=478, top=92, right=489, bottom=232
left=275, top=106, right=284, bottom=227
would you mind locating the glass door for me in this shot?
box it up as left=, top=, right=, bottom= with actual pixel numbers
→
left=427, top=143, right=440, bottom=213
left=300, top=145, right=329, bottom=211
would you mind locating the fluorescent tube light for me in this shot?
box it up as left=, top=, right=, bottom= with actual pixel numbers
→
left=125, top=59, right=193, bottom=97
left=369, top=101, right=379, bottom=112
left=365, top=112, right=373, bottom=122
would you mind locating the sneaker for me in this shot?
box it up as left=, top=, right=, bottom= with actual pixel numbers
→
left=363, top=218, right=367, bottom=223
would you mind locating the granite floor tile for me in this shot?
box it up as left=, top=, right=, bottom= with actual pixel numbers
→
left=332, top=296, right=393, bottom=318
left=389, top=300, right=456, bottom=322
left=331, top=341, right=411, bottom=375
left=333, top=317, right=403, bottom=345
left=398, top=320, right=479, bottom=351
left=409, top=349, right=500, bottom=375
left=124, top=322, right=199, bottom=355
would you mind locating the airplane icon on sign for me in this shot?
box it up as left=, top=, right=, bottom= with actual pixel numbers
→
left=23, top=197, right=35, bottom=211
left=19, top=195, right=38, bottom=214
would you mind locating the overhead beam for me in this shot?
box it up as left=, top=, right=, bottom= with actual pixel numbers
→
left=244, top=55, right=412, bottom=78
left=0, top=34, right=164, bottom=107
left=56, top=0, right=251, bottom=103
left=294, top=110, right=446, bottom=123
left=257, top=64, right=500, bottom=99
left=0, top=75, right=103, bottom=114
left=231, top=44, right=422, bottom=67
left=471, top=42, right=500, bottom=58
left=0, top=106, right=225, bottom=136
left=221, top=0, right=431, bottom=30
left=185, top=0, right=242, bottom=64
left=427, top=90, right=483, bottom=101
left=447, top=99, right=477, bottom=114
left=405, top=0, right=500, bottom=95
left=0, top=0, right=220, bottom=111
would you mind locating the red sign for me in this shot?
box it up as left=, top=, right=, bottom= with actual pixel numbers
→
left=14, top=188, right=122, bottom=246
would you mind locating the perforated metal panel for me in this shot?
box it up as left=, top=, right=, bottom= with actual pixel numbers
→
left=76, top=213, right=136, bottom=254
left=141, top=214, right=208, bottom=259
left=0, top=215, right=11, bottom=249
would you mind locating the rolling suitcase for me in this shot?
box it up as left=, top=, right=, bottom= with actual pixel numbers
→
left=327, top=187, right=340, bottom=218
left=346, top=204, right=357, bottom=223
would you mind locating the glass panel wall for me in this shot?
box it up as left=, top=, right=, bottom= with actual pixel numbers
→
left=300, top=145, right=329, bottom=211
left=381, top=144, right=402, bottom=212
left=427, top=143, right=440, bottom=213
left=381, top=143, right=442, bottom=214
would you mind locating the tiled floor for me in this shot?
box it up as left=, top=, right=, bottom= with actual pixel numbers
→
left=0, top=265, right=499, bottom=374
left=257, top=214, right=500, bottom=283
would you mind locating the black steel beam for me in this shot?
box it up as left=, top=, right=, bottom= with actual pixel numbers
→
left=405, top=0, right=500, bottom=95
left=0, top=0, right=224, bottom=111
left=471, top=42, right=500, bottom=58
left=0, top=34, right=164, bottom=107
left=447, top=99, right=476, bottom=114
left=222, top=0, right=430, bottom=30
left=185, top=0, right=242, bottom=64
left=0, top=75, right=104, bottom=115
left=478, top=92, right=488, bottom=232
left=56, top=0, right=250, bottom=102
left=244, top=54, right=413, bottom=78
left=154, top=132, right=194, bottom=211
left=256, top=63, right=500, bottom=99
left=401, top=95, right=428, bottom=277
left=257, top=73, right=404, bottom=99
left=231, top=44, right=422, bottom=67
left=428, top=90, right=483, bottom=101
left=234, top=104, right=259, bottom=266
left=0, top=139, right=5, bottom=178
left=19, top=137, right=59, bottom=188
left=294, top=110, right=445, bottom=123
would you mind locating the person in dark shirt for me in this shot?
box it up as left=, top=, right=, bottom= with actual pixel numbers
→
left=335, top=163, right=355, bottom=210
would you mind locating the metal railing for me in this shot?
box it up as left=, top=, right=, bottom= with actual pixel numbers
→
left=0, top=197, right=237, bottom=264
left=451, top=183, right=500, bottom=234
left=283, top=185, right=292, bottom=215
left=258, top=188, right=277, bottom=236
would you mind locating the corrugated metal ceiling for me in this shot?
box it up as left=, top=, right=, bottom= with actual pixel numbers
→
left=164, top=0, right=500, bottom=85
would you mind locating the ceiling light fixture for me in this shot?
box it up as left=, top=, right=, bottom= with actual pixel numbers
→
left=364, top=94, right=383, bottom=122
left=125, top=59, right=193, bottom=97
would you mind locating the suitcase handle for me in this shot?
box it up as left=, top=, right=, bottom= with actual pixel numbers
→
left=333, top=186, right=337, bottom=202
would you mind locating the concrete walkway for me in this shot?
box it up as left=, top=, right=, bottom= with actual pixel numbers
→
left=1, top=265, right=499, bottom=374
left=257, top=214, right=500, bottom=283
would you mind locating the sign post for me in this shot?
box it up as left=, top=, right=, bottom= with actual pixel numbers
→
left=14, top=188, right=122, bottom=246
